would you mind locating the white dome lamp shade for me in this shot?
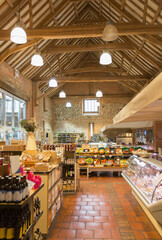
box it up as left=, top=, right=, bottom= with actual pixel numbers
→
left=99, top=51, right=112, bottom=65
left=49, top=77, right=58, bottom=87
left=102, top=20, right=118, bottom=42
left=66, top=102, right=72, bottom=108
left=96, top=90, right=103, bottom=98
left=59, top=91, right=66, bottom=98
left=10, top=23, right=27, bottom=44
left=31, top=51, right=43, bottom=66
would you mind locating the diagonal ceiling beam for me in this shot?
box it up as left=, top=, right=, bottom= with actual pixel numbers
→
left=0, top=39, right=40, bottom=64
left=37, top=83, right=65, bottom=100
left=0, top=24, right=161, bottom=41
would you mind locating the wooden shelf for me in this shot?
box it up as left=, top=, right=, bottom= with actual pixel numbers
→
left=76, top=153, right=131, bottom=156
left=48, top=188, right=63, bottom=210
left=48, top=176, right=62, bottom=192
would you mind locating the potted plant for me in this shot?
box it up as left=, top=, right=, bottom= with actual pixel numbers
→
left=20, top=119, right=38, bottom=151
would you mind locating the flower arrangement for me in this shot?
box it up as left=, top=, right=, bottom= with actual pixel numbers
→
left=20, top=119, right=38, bottom=132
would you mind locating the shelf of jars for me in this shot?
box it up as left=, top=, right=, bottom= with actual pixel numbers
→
left=34, top=164, right=63, bottom=237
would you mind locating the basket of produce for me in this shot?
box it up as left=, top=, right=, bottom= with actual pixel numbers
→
left=85, top=158, right=94, bottom=165
left=77, top=158, right=86, bottom=165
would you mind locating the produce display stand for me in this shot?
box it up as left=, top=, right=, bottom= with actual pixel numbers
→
left=80, top=165, right=127, bottom=179
left=76, top=152, right=131, bottom=178
left=0, top=184, right=44, bottom=240
left=34, top=164, right=63, bottom=237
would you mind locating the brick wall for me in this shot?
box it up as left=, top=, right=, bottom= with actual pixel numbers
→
left=0, top=62, right=54, bottom=140
left=53, top=97, right=129, bottom=137
left=34, top=89, right=54, bottom=137
left=0, top=62, right=33, bottom=119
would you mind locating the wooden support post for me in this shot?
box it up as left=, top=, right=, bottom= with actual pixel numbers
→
left=153, top=121, right=162, bottom=152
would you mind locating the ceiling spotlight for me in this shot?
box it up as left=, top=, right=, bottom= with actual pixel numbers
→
left=66, top=102, right=72, bottom=108
left=49, top=77, right=58, bottom=87
left=99, top=51, right=112, bottom=65
left=10, top=23, right=27, bottom=44
left=96, top=90, right=103, bottom=98
left=102, top=20, right=118, bottom=42
left=31, top=51, right=43, bottom=66
left=59, top=91, right=66, bottom=98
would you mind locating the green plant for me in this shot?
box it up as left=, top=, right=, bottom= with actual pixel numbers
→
left=20, top=119, right=38, bottom=132
left=98, top=134, right=104, bottom=142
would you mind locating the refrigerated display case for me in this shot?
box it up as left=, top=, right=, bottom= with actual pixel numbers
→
left=122, top=155, right=162, bottom=226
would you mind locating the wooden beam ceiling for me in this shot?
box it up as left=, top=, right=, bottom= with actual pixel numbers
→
left=0, top=24, right=161, bottom=41
left=33, top=75, right=149, bottom=83
left=63, top=67, right=126, bottom=74
left=43, top=42, right=134, bottom=54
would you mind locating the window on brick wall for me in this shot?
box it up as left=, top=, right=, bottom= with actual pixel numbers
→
left=83, top=99, right=100, bottom=115
left=0, top=88, right=26, bottom=142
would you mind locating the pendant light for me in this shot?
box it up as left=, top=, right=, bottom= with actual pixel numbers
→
left=59, top=91, right=66, bottom=98
left=31, top=51, right=43, bottom=66
left=66, top=102, right=72, bottom=108
left=10, top=23, right=27, bottom=44
left=102, top=1, right=118, bottom=42
left=96, top=90, right=103, bottom=98
left=49, top=77, right=58, bottom=87
left=10, top=1, right=27, bottom=44
left=100, top=51, right=112, bottom=65
left=102, top=20, right=118, bottom=42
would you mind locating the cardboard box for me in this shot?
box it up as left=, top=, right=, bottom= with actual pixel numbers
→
left=0, top=164, right=9, bottom=177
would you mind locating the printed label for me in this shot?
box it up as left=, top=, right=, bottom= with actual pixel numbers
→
left=22, top=189, right=26, bottom=199
left=0, top=190, right=6, bottom=202
left=14, top=191, right=21, bottom=202
left=6, top=228, right=14, bottom=239
left=0, top=227, right=6, bottom=238
left=6, top=191, right=12, bottom=202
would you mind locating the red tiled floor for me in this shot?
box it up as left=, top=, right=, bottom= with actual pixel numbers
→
left=69, top=222, right=86, bottom=230
left=87, top=210, right=100, bottom=216
left=94, top=216, right=108, bottom=222
left=77, top=230, right=93, bottom=238
left=48, top=175, right=161, bottom=240
left=79, top=216, right=94, bottom=222
left=94, top=229, right=111, bottom=238
left=86, top=222, right=102, bottom=230
left=59, top=229, right=76, bottom=238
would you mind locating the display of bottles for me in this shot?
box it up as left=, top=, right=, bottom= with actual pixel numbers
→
left=34, top=197, right=41, bottom=219
left=0, top=204, right=31, bottom=240
left=0, top=175, right=29, bottom=203
left=34, top=228, right=43, bottom=240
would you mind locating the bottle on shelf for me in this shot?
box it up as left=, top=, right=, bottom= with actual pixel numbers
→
left=0, top=212, right=6, bottom=240
left=0, top=177, right=6, bottom=203
left=6, top=214, right=14, bottom=240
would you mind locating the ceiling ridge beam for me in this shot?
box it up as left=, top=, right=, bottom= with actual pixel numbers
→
left=33, top=75, right=150, bottom=83
left=0, top=24, right=161, bottom=41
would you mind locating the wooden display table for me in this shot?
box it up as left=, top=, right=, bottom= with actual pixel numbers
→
left=79, top=165, right=127, bottom=179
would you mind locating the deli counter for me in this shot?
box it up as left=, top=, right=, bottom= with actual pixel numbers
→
left=122, top=155, right=162, bottom=235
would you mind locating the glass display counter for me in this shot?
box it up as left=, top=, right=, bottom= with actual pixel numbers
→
left=122, top=155, right=162, bottom=229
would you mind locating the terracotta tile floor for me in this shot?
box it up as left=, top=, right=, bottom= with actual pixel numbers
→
left=48, top=174, right=161, bottom=240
